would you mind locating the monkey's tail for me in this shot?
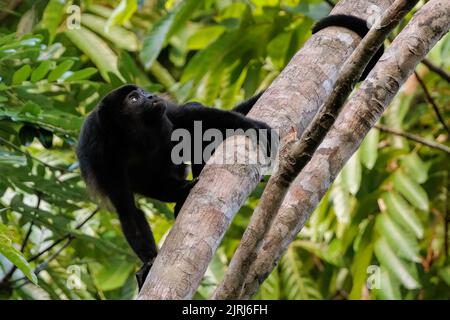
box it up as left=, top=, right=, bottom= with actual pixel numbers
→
left=312, top=14, right=384, bottom=80
left=233, top=91, right=265, bottom=115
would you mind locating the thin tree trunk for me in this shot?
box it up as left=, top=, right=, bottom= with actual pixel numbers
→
left=236, top=0, right=450, bottom=299
left=137, top=0, right=395, bottom=300
left=212, top=0, right=418, bottom=300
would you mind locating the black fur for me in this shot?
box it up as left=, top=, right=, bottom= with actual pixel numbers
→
left=76, top=85, right=268, bottom=288
left=312, top=14, right=384, bottom=80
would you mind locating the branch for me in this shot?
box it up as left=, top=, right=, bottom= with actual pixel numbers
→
left=27, top=208, right=99, bottom=263
left=414, top=71, right=450, bottom=135
left=422, top=58, right=450, bottom=83
left=236, top=0, right=450, bottom=299
left=213, top=0, right=418, bottom=299
left=375, top=124, right=450, bottom=154
left=137, top=0, right=397, bottom=300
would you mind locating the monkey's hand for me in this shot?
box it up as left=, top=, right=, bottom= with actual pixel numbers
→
left=136, top=257, right=156, bottom=291
left=173, top=177, right=199, bottom=217
left=250, top=119, right=277, bottom=159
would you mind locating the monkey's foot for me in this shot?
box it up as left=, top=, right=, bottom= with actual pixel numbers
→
left=136, top=258, right=155, bottom=291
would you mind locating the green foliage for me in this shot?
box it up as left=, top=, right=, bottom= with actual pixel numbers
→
left=0, top=0, right=448, bottom=300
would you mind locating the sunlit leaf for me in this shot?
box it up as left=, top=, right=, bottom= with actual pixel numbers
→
left=65, top=26, right=121, bottom=82
left=376, top=213, right=421, bottom=263
left=393, top=171, right=429, bottom=211
left=400, top=153, right=428, bottom=184
left=30, top=61, right=53, bottom=83
left=374, top=237, right=420, bottom=290
left=48, top=60, right=74, bottom=82
left=64, top=68, right=98, bottom=82
left=375, top=266, right=401, bottom=299
left=341, top=152, right=362, bottom=195
left=140, top=0, right=202, bottom=69
left=41, top=0, right=68, bottom=43
left=106, top=0, right=138, bottom=29
left=81, top=14, right=139, bottom=51
left=360, top=128, right=379, bottom=169
left=0, top=224, right=37, bottom=284
left=382, top=192, right=424, bottom=239
left=12, top=65, right=32, bottom=85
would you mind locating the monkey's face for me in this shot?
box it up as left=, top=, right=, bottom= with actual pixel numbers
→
left=122, top=86, right=166, bottom=120
left=98, top=84, right=168, bottom=129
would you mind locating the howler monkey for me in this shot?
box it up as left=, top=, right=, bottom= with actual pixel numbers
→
left=76, top=14, right=383, bottom=290
left=76, top=85, right=270, bottom=288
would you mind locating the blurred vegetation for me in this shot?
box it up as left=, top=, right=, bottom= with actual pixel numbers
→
left=0, top=0, right=448, bottom=300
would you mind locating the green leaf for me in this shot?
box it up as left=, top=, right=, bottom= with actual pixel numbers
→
left=253, top=267, right=281, bottom=300
left=0, top=150, right=27, bottom=166
left=140, top=11, right=176, bottom=70
left=64, top=68, right=98, bottom=82
left=376, top=214, right=421, bottom=263
left=30, top=61, right=52, bottom=83
left=401, top=153, right=428, bottom=184
left=81, top=14, right=138, bottom=51
left=376, top=266, right=402, bottom=299
left=48, top=60, right=74, bottom=82
left=89, top=259, right=134, bottom=291
left=12, top=65, right=32, bottom=85
left=280, top=247, right=322, bottom=300
left=106, top=0, right=138, bottom=29
left=438, top=266, right=450, bottom=286
left=187, top=26, right=226, bottom=50
left=393, top=171, right=429, bottom=211
left=140, top=0, right=202, bottom=69
left=65, top=26, right=121, bottom=82
left=1, top=101, right=82, bottom=138
left=41, top=0, right=68, bottom=43
left=374, top=237, right=420, bottom=290
left=331, top=174, right=351, bottom=224
left=0, top=224, right=37, bottom=285
left=341, top=152, right=362, bottom=195
left=267, top=31, right=293, bottom=69
left=349, top=243, right=373, bottom=300
left=382, top=192, right=424, bottom=238
left=360, top=128, right=379, bottom=169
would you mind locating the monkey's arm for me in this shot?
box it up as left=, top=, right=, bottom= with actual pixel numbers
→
left=232, top=91, right=264, bottom=115
left=167, top=102, right=271, bottom=132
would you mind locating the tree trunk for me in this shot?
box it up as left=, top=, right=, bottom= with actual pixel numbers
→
left=137, top=0, right=395, bottom=300
left=213, top=0, right=418, bottom=300
left=236, top=0, right=450, bottom=299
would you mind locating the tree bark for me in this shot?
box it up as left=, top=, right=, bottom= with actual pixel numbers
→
left=212, top=0, right=418, bottom=300
left=236, top=0, right=450, bottom=299
left=137, top=0, right=395, bottom=300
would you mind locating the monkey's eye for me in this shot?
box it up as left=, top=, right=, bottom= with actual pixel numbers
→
left=128, top=92, right=140, bottom=103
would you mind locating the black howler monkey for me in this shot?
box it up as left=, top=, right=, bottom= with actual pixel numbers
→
left=76, top=14, right=383, bottom=290
left=76, top=85, right=269, bottom=288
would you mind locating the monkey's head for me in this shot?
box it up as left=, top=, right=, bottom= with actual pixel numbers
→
left=97, top=84, right=168, bottom=129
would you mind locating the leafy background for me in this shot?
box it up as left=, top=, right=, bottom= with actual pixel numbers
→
left=0, top=0, right=448, bottom=300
